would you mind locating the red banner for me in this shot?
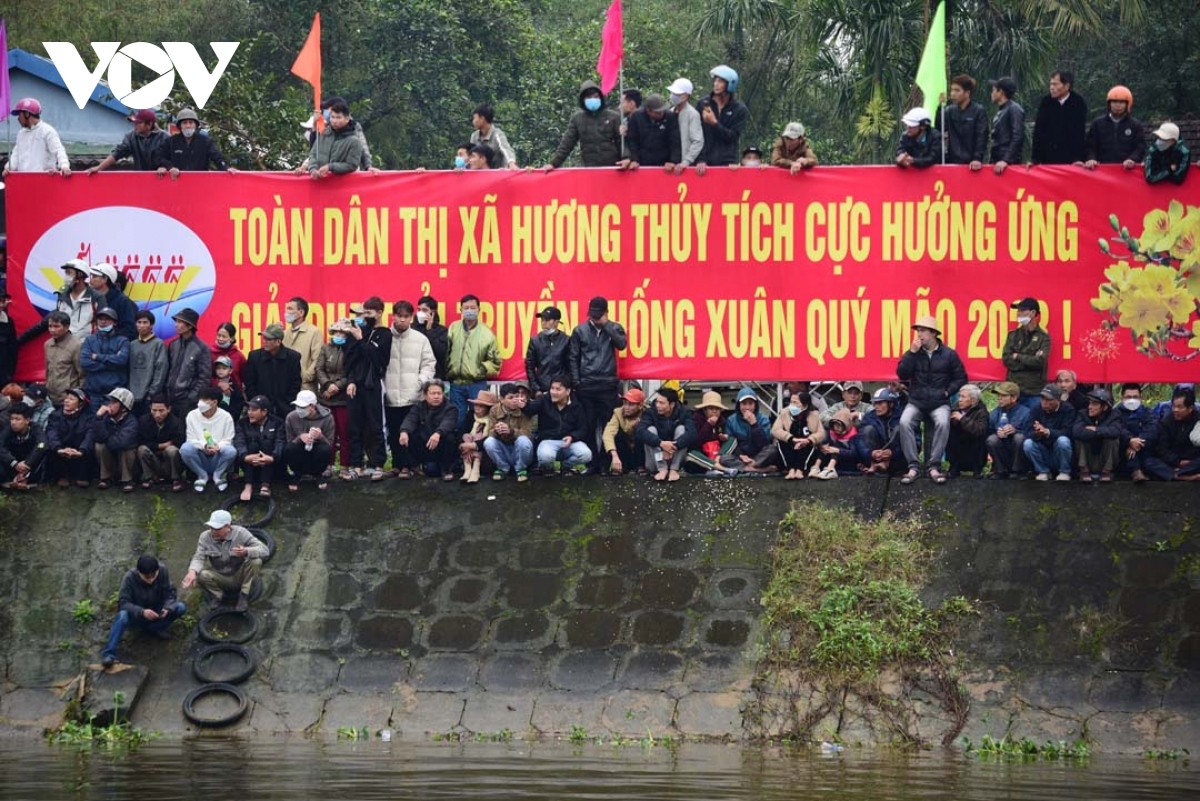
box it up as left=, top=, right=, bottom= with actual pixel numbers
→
left=6, top=166, right=1200, bottom=382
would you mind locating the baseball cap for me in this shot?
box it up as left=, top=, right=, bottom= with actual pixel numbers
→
left=842, top=381, right=864, bottom=392
left=1039, top=383, right=1062, bottom=399
left=995, top=381, right=1020, bottom=397
left=1011, top=297, right=1041, bottom=313
left=128, top=109, right=157, bottom=125
left=621, top=387, right=646, bottom=404
left=247, top=395, right=271, bottom=410
left=783, top=122, right=806, bottom=139
left=538, top=307, right=562, bottom=321
left=1153, top=122, right=1180, bottom=141
left=262, top=323, right=285, bottom=340
left=205, top=509, right=233, bottom=529
left=292, top=390, right=318, bottom=408
left=667, top=78, right=693, bottom=96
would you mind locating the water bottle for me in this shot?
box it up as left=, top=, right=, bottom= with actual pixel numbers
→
left=999, top=412, right=1009, bottom=429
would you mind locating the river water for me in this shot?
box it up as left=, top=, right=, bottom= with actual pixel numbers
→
left=0, top=740, right=1193, bottom=800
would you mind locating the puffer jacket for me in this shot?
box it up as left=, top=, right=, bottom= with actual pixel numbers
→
left=549, top=81, right=622, bottom=168
left=525, top=329, right=570, bottom=393
left=569, top=320, right=627, bottom=391
left=92, top=409, right=139, bottom=452
left=46, top=408, right=95, bottom=452
left=80, top=331, right=131, bottom=397
left=724, top=388, right=771, bottom=456
left=308, top=124, right=363, bottom=174
left=897, top=342, right=968, bottom=413
left=315, top=343, right=349, bottom=407
left=383, top=327, right=436, bottom=407
left=234, top=414, right=285, bottom=461
left=771, top=406, right=825, bottom=446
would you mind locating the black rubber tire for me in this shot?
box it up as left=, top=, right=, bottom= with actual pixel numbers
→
left=220, top=494, right=276, bottom=529
left=245, top=528, right=276, bottom=564
left=182, top=682, right=249, bottom=728
left=247, top=575, right=263, bottom=602
left=193, top=643, right=257, bottom=684
left=198, top=608, right=260, bottom=644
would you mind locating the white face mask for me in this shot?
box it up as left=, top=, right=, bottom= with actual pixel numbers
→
left=416, top=311, right=429, bottom=325
left=1155, top=139, right=1172, bottom=151
left=197, top=401, right=213, bottom=413
left=285, top=311, right=300, bottom=324
left=1017, top=316, right=1032, bottom=326
left=1122, top=398, right=1142, bottom=411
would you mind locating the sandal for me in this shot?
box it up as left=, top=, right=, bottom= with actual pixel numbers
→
left=97, top=480, right=110, bottom=490
left=928, top=468, right=947, bottom=484
left=259, top=484, right=272, bottom=497
left=397, top=468, right=412, bottom=479
left=900, top=469, right=919, bottom=485
left=317, top=481, right=329, bottom=491
left=140, top=481, right=153, bottom=490
left=442, top=472, right=456, bottom=482
left=340, top=469, right=359, bottom=481
left=288, top=484, right=299, bottom=492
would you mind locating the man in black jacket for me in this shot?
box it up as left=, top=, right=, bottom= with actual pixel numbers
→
left=697, top=65, right=749, bottom=168
left=415, top=295, right=449, bottom=380
left=101, top=554, right=186, bottom=667
left=234, top=395, right=285, bottom=499
left=0, top=404, right=45, bottom=489
left=896, top=109, right=941, bottom=168
left=1031, top=70, right=1087, bottom=165
left=943, top=75, right=987, bottom=170
left=0, top=288, right=16, bottom=387
left=165, top=308, right=211, bottom=416
left=136, top=394, right=186, bottom=491
left=243, top=323, right=302, bottom=420
left=525, top=377, right=592, bottom=475
left=93, top=387, right=139, bottom=492
left=896, top=315, right=967, bottom=483
left=1082, top=85, right=1145, bottom=171
left=988, top=77, right=1025, bottom=174
left=569, top=297, right=628, bottom=472
left=1143, top=387, right=1200, bottom=481
left=620, top=94, right=680, bottom=169
left=155, top=108, right=232, bottom=176
left=343, top=298, right=392, bottom=480
left=526, top=307, right=569, bottom=395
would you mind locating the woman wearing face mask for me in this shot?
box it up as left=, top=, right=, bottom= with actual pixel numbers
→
left=414, top=295, right=449, bottom=380
left=316, top=321, right=352, bottom=472
left=154, top=108, right=235, bottom=176
left=772, top=391, right=826, bottom=480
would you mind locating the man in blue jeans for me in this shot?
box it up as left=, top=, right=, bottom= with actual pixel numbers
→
left=101, top=554, right=186, bottom=667
left=1022, top=383, right=1077, bottom=481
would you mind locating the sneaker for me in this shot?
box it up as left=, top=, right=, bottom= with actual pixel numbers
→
left=808, top=465, right=823, bottom=478
left=368, top=468, right=386, bottom=481
left=214, top=473, right=228, bottom=492
left=1055, top=473, right=1071, bottom=482
left=705, top=469, right=724, bottom=477
left=101, top=654, right=115, bottom=668
left=1035, top=473, right=1050, bottom=481
left=820, top=467, right=838, bottom=480
left=572, top=463, right=588, bottom=476
left=492, top=470, right=505, bottom=481
left=516, top=470, right=528, bottom=483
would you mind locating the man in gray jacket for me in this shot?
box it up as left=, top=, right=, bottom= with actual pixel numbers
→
left=544, top=81, right=621, bottom=169
left=182, top=509, right=268, bottom=611
left=666, top=78, right=704, bottom=175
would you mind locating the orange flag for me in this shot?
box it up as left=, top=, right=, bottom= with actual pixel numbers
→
left=291, top=12, right=323, bottom=132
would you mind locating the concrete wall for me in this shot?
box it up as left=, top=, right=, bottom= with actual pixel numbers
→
left=0, top=480, right=1196, bottom=751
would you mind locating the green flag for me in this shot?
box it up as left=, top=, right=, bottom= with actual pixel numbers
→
left=915, top=1, right=947, bottom=122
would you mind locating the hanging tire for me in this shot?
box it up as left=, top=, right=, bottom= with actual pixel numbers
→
left=220, top=494, right=276, bottom=529
left=193, top=643, right=257, bottom=685
left=182, top=683, right=249, bottom=727
left=245, top=528, right=276, bottom=563
left=198, top=608, right=260, bottom=644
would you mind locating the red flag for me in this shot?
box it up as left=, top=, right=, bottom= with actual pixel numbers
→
left=596, top=0, right=623, bottom=94
left=291, top=12, right=323, bottom=132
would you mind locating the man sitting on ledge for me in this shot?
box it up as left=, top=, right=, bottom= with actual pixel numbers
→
left=101, top=554, right=186, bottom=668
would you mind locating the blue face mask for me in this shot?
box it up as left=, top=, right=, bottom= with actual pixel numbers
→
left=331, top=335, right=347, bottom=346
left=354, top=317, right=367, bottom=328
left=98, top=324, right=114, bottom=334
left=454, top=155, right=467, bottom=169
left=788, top=405, right=802, bottom=417
left=584, top=97, right=602, bottom=112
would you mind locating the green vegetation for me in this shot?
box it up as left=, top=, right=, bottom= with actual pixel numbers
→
left=760, top=502, right=975, bottom=683
left=336, top=726, right=371, bottom=740
left=47, top=692, right=158, bottom=751
left=965, top=733, right=1091, bottom=760
left=143, top=495, right=176, bottom=555
left=1144, top=748, right=1190, bottom=760
left=72, top=599, right=98, bottom=627
left=567, top=724, right=589, bottom=744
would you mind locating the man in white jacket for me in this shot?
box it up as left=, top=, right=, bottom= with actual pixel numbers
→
left=3, top=98, right=71, bottom=177
left=180, top=386, right=237, bottom=492
left=383, top=300, right=436, bottom=477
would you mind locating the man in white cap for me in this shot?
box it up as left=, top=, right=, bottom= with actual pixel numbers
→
left=1145, top=122, right=1191, bottom=185
left=2, top=97, right=70, bottom=177
left=16, top=259, right=102, bottom=343
left=771, top=122, right=817, bottom=173
left=896, top=315, right=967, bottom=484
left=896, top=109, right=942, bottom=168
left=283, top=389, right=336, bottom=491
left=93, top=387, right=139, bottom=492
left=665, top=78, right=704, bottom=176
left=182, top=509, right=268, bottom=612
left=87, top=262, right=138, bottom=340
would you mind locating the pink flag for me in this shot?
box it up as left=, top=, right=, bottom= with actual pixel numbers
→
left=0, top=20, right=11, bottom=117
left=596, top=0, right=623, bottom=94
